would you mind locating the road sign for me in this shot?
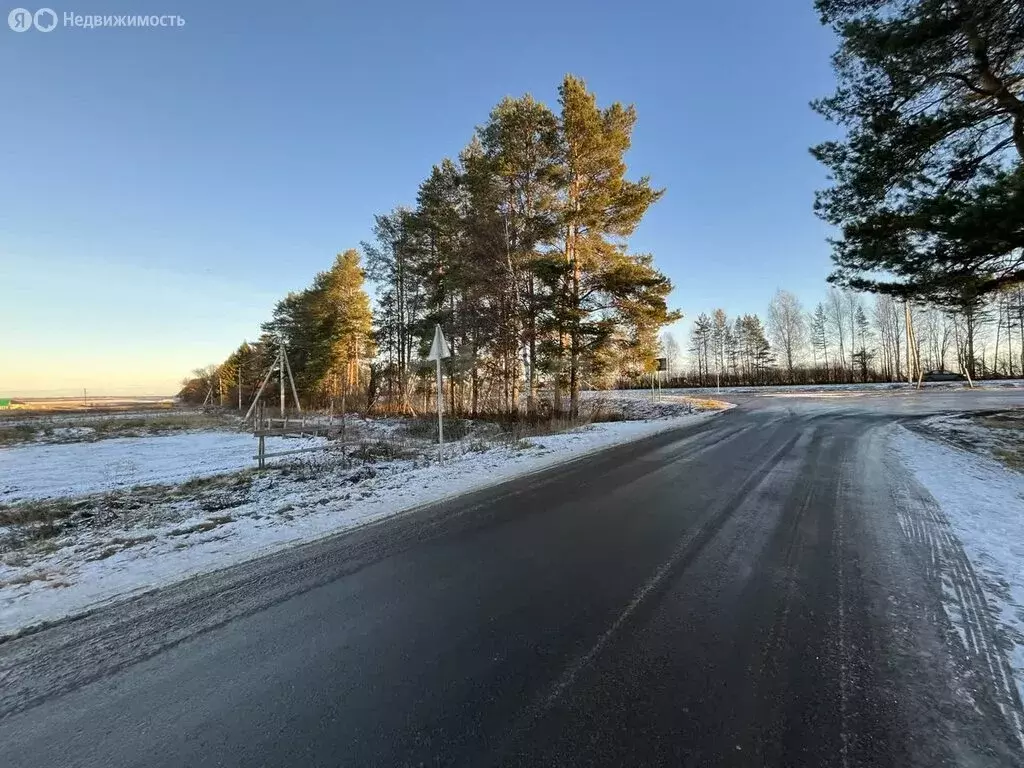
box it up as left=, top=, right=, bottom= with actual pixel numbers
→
left=426, top=325, right=450, bottom=462
left=427, top=324, right=451, bottom=361
left=0, top=398, right=10, bottom=408
left=656, top=357, right=668, bottom=372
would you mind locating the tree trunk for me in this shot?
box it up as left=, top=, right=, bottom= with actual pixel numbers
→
left=527, top=278, right=538, bottom=415
left=966, top=309, right=977, bottom=380
left=1018, top=289, right=1024, bottom=377
left=471, top=328, right=479, bottom=418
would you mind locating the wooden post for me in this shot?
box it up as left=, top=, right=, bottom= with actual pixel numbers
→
left=279, top=344, right=286, bottom=427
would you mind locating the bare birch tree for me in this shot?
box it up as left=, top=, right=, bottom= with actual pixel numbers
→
left=767, top=290, right=807, bottom=384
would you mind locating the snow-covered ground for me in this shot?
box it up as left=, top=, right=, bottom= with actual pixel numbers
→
left=651, top=379, right=1024, bottom=397
left=893, top=427, right=1024, bottom=728
left=0, top=401, right=722, bottom=637
left=0, top=432, right=324, bottom=504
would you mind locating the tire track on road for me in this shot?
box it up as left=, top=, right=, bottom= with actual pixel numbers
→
left=888, top=449, right=1024, bottom=754
left=525, top=427, right=803, bottom=721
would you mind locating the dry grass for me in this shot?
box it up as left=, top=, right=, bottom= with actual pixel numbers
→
left=0, top=424, right=37, bottom=446
left=993, top=447, right=1024, bottom=471
left=348, top=440, right=419, bottom=462
left=0, top=398, right=175, bottom=416
left=0, top=411, right=239, bottom=447
left=0, top=570, right=53, bottom=589
left=0, top=498, right=79, bottom=531
left=88, top=413, right=237, bottom=437
left=931, top=410, right=1024, bottom=473
left=977, top=412, right=1024, bottom=432
left=84, top=533, right=158, bottom=561
left=686, top=397, right=731, bottom=411
left=176, top=471, right=254, bottom=496
left=167, top=515, right=235, bottom=537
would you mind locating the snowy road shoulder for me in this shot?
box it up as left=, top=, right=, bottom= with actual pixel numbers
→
left=892, top=425, right=1024, bottom=736
left=0, top=407, right=723, bottom=638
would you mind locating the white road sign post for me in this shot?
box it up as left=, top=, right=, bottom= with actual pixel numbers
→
left=426, top=324, right=451, bottom=463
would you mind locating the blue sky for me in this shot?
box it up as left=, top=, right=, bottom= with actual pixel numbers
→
left=1, top=0, right=840, bottom=396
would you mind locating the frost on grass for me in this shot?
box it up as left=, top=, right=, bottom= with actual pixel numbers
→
left=915, top=410, right=1024, bottom=472
left=0, top=397, right=722, bottom=636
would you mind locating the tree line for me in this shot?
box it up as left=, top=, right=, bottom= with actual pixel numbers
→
left=180, top=76, right=678, bottom=417
left=178, top=249, right=374, bottom=411
left=666, top=285, right=1024, bottom=388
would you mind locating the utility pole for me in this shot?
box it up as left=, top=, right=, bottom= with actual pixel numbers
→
left=279, top=342, right=286, bottom=419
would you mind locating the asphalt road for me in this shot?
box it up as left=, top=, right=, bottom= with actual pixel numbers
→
left=2, top=390, right=1023, bottom=766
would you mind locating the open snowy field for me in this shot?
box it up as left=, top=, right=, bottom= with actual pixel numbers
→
left=0, top=432, right=325, bottom=504
left=0, top=397, right=724, bottom=637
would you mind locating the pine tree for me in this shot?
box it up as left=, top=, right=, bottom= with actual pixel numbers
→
left=851, top=304, right=873, bottom=382
left=810, top=303, right=830, bottom=381
left=411, top=160, right=468, bottom=414
left=711, top=309, right=729, bottom=385
left=479, top=96, right=561, bottom=413
left=690, top=313, right=713, bottom=386
left=362, top=209, right=423, bottom=412
left=812, top=0, right=1024, bottom=299
left=557, top=75, right=668, bottom=416
left=320, top=250, right=374, bottom=409
left=457, top=137, right=507, bottom=415
left=259, top=251, right=374, bottom=408
left=737, top=315, right=772, bottom=384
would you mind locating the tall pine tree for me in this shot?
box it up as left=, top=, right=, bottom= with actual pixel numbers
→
left=812, top=0, right=1024, bottom=299
left=556, top=75, right=671, bottom=416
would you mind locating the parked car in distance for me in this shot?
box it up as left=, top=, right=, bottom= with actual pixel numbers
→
left=921, top=370, right=967, bottom=382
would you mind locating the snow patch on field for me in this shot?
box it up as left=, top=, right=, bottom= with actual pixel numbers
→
left=893, top=427, right=1024, bottom=728
left=0, top=408, right=721, bottom=637
left=0, top=432, right=325, bottom=504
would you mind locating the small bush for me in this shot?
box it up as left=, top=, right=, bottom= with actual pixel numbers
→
left=0, top=498, right=78, bottom=529
left=400, top=417, right=472, bottom=441
left=349, top=439, right=416, bottom=462
left=0, top=425, right=37, bottom=446
left=488, top=413, right=597, bottom=441
left=0, top=570, right=52, bottom=588
left=168, top=515, right=234, bottom=537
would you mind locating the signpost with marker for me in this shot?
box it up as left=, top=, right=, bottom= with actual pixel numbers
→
left=426, top=325, right=451, bottom=463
